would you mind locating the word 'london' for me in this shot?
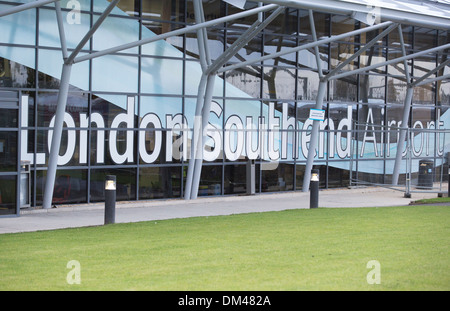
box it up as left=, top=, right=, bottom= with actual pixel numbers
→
left=20, top=95, right=444, bottom=166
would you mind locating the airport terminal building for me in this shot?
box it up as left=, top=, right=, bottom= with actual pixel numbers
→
left=0, top=0, right=449, bottom=216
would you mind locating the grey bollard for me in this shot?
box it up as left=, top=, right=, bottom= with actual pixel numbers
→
left=310, top=169, right=319, bottom=209
left=104, top=175, right=116, bottom=225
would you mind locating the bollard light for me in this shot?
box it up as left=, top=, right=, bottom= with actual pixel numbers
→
left=104, top=175, right=116, bottom=225
left=310, top=169, right=319, bottom=209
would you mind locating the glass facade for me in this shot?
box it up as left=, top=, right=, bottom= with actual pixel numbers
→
left=0, top=0, right=449, bottom=215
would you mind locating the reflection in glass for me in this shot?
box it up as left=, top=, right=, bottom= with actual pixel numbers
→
left=0, top=57, right=35, bottom=88
left=262, top=67, right=296, bottom=100
left=0, top=132, right=17, bottom=171
left=261, top=163, right=293, bottom=192
left=139, top=166, right=182, bottom=199
left=35, top=170, right=87, bottom=205
left=90, top=168, right=136, bottom=202
left=197, top=165, right=222, bottom=196
left=0, top=175, right=16, bottom=215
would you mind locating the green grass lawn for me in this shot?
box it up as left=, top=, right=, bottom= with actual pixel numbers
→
left=0, top=205, right=448, bottom=291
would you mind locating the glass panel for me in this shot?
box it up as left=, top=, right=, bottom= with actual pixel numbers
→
left=38, top=49, right=90, bottom=91
left=359, top=73, right=385, bottom=104
left=298, top=12, right=329, bottom=71
left=297, top=70, right=319, bottom=101
left=359, top=46, right=387, bottom=74
left=142, top=0, right=185, bottom=23
left=35, top=170, right=87, bottom=205
left=0, top=132, right=17, bottom=171
left=388, top=25, right=413, bottom=54
left=329, top=74, right=357, bottom=102
left=356, top=104, right=385, bottom=160
left=0, top=109, right=18, bottom=128
left=140, top=58, right=184, bottom=95
left=138, top=129, right=163, bottom=164
left=261, top=163, right=294, bottom=192
left=197, top=165, right=222, bottom=196
left=412, top=106, right=436, bottom=158
left=0, top=57, right=36, bottom=88
left=186, top=0, right=222, bottom=24
left=225, top=68, right=262, bottom=98
left=90, top=168, right=137, bottom=202
left=139, top=166, right=182, bottom=199
left=413, top=56, right=436, bottom=106
left=0, top=175, right=17, bottom=215
left=263, top=8, right=298, bottom=36
left=328, top=103, right=355, bottom=160
left=139, top=96, right=184, bottom=164
left=295, top=164, right=305, bottom=190
left=142, top=0, right=185, bottom=34
left=437, top=76, right=450, bottom=106
left=92, top=55, right=138, bottom=93
left=263, top=35, right=298, bottom=67
left=0, top=47, right=36, bottom=86
left=387, top=76, right=408, bottom=105
left=385, top=104, right=404, bottom=159
left=93, top=15, right=139, bottom=53
left=185, top=27, right=225, bottom=62
left=328, top=163, right=350, bottom=188
left=224, top=163, right=260, bottom=195
left=262, top=67, right=296, bottom=100
left=39, top=8, right=90, bottom=49
left=414, top=27, right=436, bottom=52
left=225, top=99, right=261, bottom=162
left=37, top=92, right=89, bottom=127
left=116, top=0, right=140, bottom=17
left=0, top=3, right=36, bottom=45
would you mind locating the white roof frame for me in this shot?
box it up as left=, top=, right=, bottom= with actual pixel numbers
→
left=256, top=0, right=450, bottom=29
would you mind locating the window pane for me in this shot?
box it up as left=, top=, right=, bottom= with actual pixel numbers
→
left=90, top=168, right=136, bottom=202
left=139, top=166, right=181, bottom=199
left=0, top=57, right=36, bottom=88
left=0, top=3, right=36, bottom=45
left=0, top=132, right=17, bottom=171
left=0, top=175, right=17, bottom=215
left=261, top=163, right=294, bottom=192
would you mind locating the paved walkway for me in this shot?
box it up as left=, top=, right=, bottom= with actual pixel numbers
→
left=0, top=187, right=445, bottom=234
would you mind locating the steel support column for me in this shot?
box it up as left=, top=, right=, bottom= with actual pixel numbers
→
left=302, top=10, right=325, bottom=192
left=184, top=0, right=212, bottom=200
left=184, top=75, right=208, bottom=200
left=42, top=63, right=72, bottom=209
left=392, top=86, right=414, bottom=185
left=303, top=81, right=327, bottom=192
left=392, top=25, right=412, bottom=186
left=190, top=74, right=216, bottom=200
left=42, top=0, right=120, bottom=209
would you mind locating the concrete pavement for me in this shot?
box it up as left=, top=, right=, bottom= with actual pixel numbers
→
left=0, top=187, right=444, bottom=234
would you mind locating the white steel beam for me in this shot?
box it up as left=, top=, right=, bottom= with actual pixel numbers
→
left=329, top=43, right=450, bottom=81
left=218, top=21, right=394, bottom=73
left=255, top=0, right=450, bottom=30
left=72, top=4, right=279, bottom=64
